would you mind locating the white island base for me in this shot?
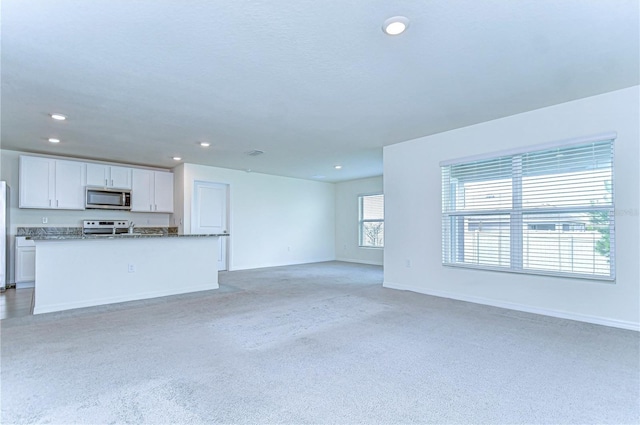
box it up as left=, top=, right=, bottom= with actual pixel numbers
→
left=33, top=236, right=220, bottom=314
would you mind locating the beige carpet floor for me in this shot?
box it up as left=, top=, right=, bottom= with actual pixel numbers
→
left=1, top=261, right=638, bottom=424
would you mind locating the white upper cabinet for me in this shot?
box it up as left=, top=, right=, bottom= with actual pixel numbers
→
left=85, top=163, right=109, bottom=187
left=86, top=163, right=132, bottom=189
left=153, top=171, right=174, bottom=213
left=19, top=156, right=54, bottom=208
left=131, top=169, right=153, bottom=212
left=110, top=166, right=132, bottom=189
left=131, top=169, right=173, bottom=213
left=54, top=160, right=86, bottom=209
left=19, top=156, right=85, bottom=210
left=19, top=154, right=172, bottom=212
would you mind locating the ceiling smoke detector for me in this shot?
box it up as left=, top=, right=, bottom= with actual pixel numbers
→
left=246, top=150, right=264, bottom=156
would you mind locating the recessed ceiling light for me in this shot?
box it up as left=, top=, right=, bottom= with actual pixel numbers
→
left=383, top=16, right=410, bottom=35
left=48, top=138, right=60, bottom=143
left=334, top=165, right=343, bottom=170
left=172, top=156, right=182, bottom=161
left=246, top=150, right=264, bottom=156
left=200, top=142, right=211, bottom=147
left=50, top=113, right=67, bottom=121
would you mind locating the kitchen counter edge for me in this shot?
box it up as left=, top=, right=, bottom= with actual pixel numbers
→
left=27, top=233, right=229, bottom=241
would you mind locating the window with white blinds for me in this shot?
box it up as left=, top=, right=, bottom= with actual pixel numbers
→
left=441, top=137, right=615, bottom=280
left=359, top=194, right=384, bottom=248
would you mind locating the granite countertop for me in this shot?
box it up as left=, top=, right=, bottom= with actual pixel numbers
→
left=27, top=233, right=228, bottom=241
left=18, top=226, right=228, bottom=241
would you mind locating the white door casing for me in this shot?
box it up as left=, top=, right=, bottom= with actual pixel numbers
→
left=191, top=181, right=228, bottom=271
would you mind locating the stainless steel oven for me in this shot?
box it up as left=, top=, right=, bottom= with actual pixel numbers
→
left=85, top=187, right=131, bottom=210
left=83, top=220, right=130, bottom=236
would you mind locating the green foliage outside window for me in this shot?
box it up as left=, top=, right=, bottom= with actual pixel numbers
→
left=589, top=181, right=612, bottom=262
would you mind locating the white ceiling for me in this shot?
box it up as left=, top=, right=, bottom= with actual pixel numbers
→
left=2, top=0, right=638, bottom=182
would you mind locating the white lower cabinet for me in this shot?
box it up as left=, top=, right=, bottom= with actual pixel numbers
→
left=15, top=237, right=36, bottom=288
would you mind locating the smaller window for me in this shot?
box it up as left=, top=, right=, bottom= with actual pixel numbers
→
left=359, top=194, right=384, bottom=247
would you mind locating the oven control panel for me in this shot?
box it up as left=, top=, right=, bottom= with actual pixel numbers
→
left=83, top=220, right=130, bottom=235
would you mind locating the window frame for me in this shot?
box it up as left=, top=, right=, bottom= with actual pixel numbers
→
left=440, top=134, right=616, bottom=282
left=358, top=193, right=384, bottom=248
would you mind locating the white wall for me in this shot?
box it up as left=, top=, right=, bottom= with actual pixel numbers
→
left=176, top=163, right=336, bottom=271
left=0, top=150, right=170, bottom=284
left=335, top=176, right=383, bottom=265
left=383, top=86, right=640, bottom=330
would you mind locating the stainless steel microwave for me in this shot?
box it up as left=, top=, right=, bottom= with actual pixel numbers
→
left=85, top=187, right=131, bottom=210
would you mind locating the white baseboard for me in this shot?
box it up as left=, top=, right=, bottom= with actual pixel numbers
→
left=336, top=258, right=383, bottom=266
left=383, top=281, right=639, bottom=332
left=229, top=258, right=343, bottom=272
left=16, top=281, right=35, bottom=289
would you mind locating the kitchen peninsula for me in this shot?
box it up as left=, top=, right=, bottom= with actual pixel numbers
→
left=29, top=232, right=227, bottom=314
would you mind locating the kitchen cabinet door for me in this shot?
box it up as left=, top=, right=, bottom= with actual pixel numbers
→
left=109, top=166, right=132, bottom=189
left=54, top=160, right=85, bottom=209
left=85, top=163, right=109, bottom=187
left=131, top=169, right=173, bottom=213
left=86, top=164, right=131, bottom=189
left=153, top=171, right=174, bottom=213
left=19, top=156, right=55, bottom=208
left=131, top=169, right=153, bottom=212
left=15, top=237, right=35, bottom=284
left=20, top=156, right=83, bottom=210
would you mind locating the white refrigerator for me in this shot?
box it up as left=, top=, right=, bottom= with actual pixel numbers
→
left=1, top=181, right=8, bottom=291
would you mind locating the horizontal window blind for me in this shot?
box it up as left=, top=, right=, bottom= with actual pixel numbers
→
left=441, top=138, right=615, bottom=280
left=361, top=194, right=384, bottom=220
left=359, top=194, right=384, bottom=248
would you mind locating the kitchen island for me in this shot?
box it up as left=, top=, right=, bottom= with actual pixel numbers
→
left=29, top=233, right=227, bottom=314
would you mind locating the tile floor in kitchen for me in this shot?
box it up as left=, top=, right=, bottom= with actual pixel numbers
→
left=0, top=288, right=34, bottom=319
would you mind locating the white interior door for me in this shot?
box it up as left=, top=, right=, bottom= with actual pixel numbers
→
left=191, top=181, right=228, bottom=271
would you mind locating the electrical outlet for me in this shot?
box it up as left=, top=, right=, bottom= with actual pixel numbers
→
left=128, top=264, right=136, bottom=273
left=287, top=246, right=291, bottom=252
left=42, top=217, right=48, bottom=224
left=406, top=260, right=412, bottom=268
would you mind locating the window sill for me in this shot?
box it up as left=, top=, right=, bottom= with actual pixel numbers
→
left=442, top=263, right=615, bottom=283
